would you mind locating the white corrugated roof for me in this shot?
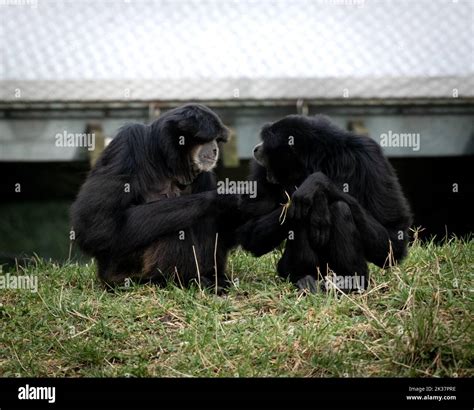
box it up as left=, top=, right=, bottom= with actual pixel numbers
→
left=1, top=0, right=473, bottom=101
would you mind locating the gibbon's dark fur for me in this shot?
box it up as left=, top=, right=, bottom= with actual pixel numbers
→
left=238, top=114, right=413, bottom=292
left=71, top=104, right=239, bottom=289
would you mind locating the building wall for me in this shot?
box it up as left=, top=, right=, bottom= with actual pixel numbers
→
left=1, top=104, right=473, bottom=161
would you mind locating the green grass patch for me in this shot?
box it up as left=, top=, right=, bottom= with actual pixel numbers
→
left=1, top=237, right=472, bottom=377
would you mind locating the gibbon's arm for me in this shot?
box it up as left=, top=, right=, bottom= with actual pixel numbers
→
left=112, top=192, right=216, bottom=253
left=237, top=199, right=290, bottom=257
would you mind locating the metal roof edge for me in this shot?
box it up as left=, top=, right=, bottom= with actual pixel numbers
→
left=1, top=76, right=473, bottom=103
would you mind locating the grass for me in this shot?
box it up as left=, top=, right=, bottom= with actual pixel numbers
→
left=0, top=236, right=472, bottom=377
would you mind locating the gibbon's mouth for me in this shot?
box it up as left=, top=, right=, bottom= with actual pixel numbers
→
left=194, top=156, right=217, bottom=172
left=252, top=142, right=265, bottom=167
left=201, top=154, right=218, bottom=163
left=191, top=157, right=218, bottom=173
left=199, top=158, right=218, bottom=171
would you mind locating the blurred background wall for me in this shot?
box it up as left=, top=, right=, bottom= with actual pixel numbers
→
left=0, top=0, right=473, bottom=263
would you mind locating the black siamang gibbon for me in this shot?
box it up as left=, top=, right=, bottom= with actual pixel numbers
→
left=238, top=115, right=413, bottom=293
left=71, top=104, right=239, bottom=291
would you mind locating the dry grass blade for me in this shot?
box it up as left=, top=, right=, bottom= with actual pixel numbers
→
left=192, top=244, right=202, bottom=293
left=214, top=232, right=219, bottom=296
left=279, top=190, right=292, bottom=225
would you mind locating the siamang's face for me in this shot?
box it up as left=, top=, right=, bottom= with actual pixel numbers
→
left=253, top=118, right=308, bottom=188
left=158, top=104, right=229, bottom=185
left=190, top=139, right=220, bottom=173
left=252, top=141, right=278, bottom=184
